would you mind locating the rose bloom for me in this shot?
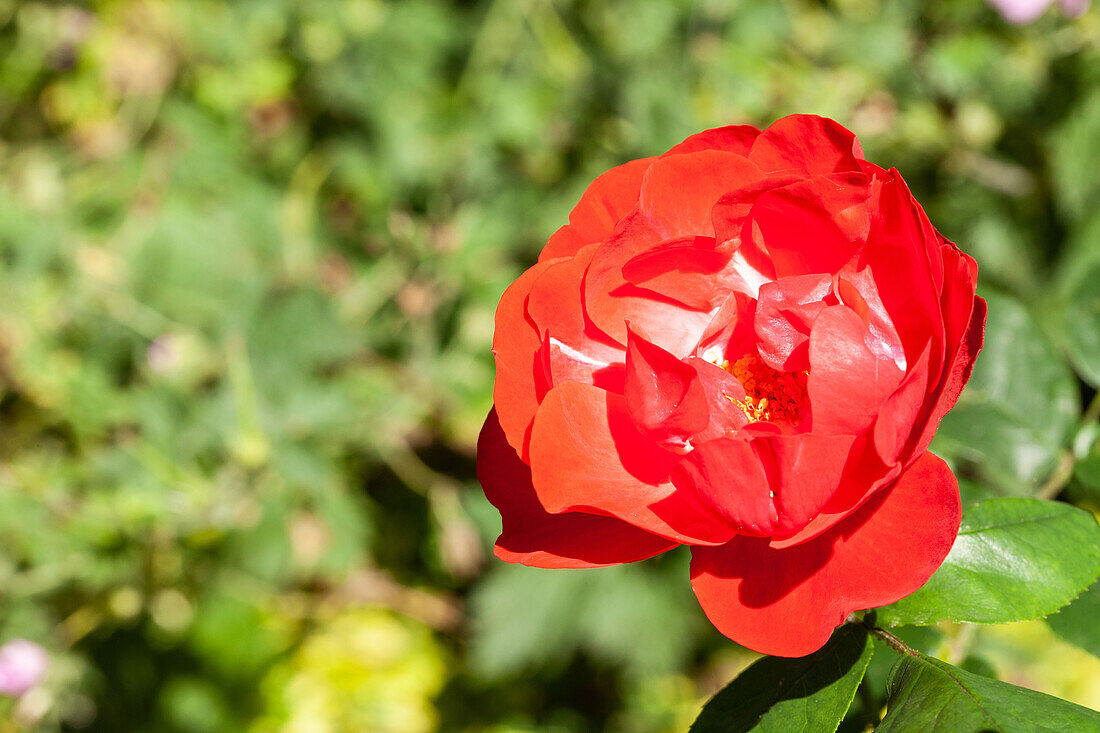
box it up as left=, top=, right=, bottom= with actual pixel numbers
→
left=477, top=115, right=985, bottom=657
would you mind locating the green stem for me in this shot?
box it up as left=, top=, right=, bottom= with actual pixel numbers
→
left=1036, top=450, right=1075, bottom=501
left=1034, top=385, right=1100, bottom=501
left=860, top=619, right=918, bottom=657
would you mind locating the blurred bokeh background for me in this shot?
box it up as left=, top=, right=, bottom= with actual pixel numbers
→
left=1, top=0, right=1099, bottom=730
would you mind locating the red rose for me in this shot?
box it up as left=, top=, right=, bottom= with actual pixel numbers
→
left=477, top=115, right=985, bottom=657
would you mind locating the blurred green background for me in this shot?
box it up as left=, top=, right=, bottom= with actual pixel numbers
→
left=1, top=0, right=1100, bottom=730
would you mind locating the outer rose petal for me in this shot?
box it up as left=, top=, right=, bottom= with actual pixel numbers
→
left=478, top=410, right=677, bottom=568
left=638, top=151, right=764, bottom=239
left=749, top=114, right=865, bottom=176
left=541, top=157, right=655, bottom=262
left=689, top=451, right=961, bottom=657
left=881, top=244, right=982, bottom=464
left=665, top=124, right=761, bottom=156
left=528, top=381, right=736, bottom=545
left=492, top=259, right=561, bottom=456
left=527, top=245, right=625, bottom=392
left=860, top=170, right=945, bottom=376
left=912, top=294, right=986, bottom=457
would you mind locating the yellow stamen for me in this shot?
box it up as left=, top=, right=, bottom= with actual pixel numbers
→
left=721, top=354, right=807, bottom=425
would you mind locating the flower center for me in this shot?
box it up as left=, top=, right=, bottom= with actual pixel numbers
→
left=722, top=354, right=807, bottom=425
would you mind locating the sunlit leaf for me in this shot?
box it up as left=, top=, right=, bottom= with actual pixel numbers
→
left=877, top=498, right=1100, bottom=626
left=878, top=652, right=1100, bottom=732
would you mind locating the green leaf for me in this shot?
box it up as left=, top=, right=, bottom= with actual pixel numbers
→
left=841, top=626, right=942, bottom=731
left=878, top=652, right=1100, bottom=732
left=577, top=558, right=699, bottom=677
left=1065, top=262, right=1100, bottom=388
left=957, top=476, right=998, bottom=511
left=1052, top=89, right=1100, bottom=221
left=1047, top=580, right=1100, bottom=659
left=1067, top=423, right=1100, bottom=508
left=469, top=559, right=698, bottom=679
left=689, top=624, right=872, bottom=733
left=932, top=291, right=1079, bottom=495
left=877, top=498, right=1100, bottom=626
left=468, top=565, right=591, bottom=678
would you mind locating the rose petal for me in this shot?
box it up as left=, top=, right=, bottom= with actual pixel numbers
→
left=711, top=172, right=804, bottom=246
left=835, top=265, right=907, bottom=370
left=754, top=273, right=833, bottom=372
left=672, top=437, right=778, bottom=536
left=584, top=216, right=720, bottom=355
left=639, top=151, right=765, bottom=239
left=541, top=157, right=654, bottom=262
left=749, top=114, right=865, bottom=176
left=689, top=451, right=961, bottom=657
left=872, top=345, right=933, bottom=465
left=527, top=245, right=625, bottom=392
left=685, top=357, right=751, bottom=440
left=666, top=124, right=761, bottom=156
left=860, top=170, right=946, bottom=378
left=912, top=290, right=985, bottom=457
left=807, top=306, right=904, bottom=435
left=493, top=259, right=561, bottom=456
left=675, top=429, right=861, bottom=536
left=620, top=236, right=729, bottom=311
left=763, top=433, right=858, bottom=533
left=768, top=433, right=898, bottom=550
left=695, top=291, right=759, bottom=359
left=478, top=410, right=677, bottom=568
left=624, top=328, right=710, bottom=449
left=746, top=173, right=872, bottom=278
left=528, top=381, right=735, bottom=545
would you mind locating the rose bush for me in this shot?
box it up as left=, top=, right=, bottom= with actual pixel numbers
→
left=477, top=115, right=985, bottom=657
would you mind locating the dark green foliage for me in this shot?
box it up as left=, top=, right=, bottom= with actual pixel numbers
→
left=878, top=652, right=1100, bottom=732
left=1047, top=580, right=1100, bottom=659
left=1064, top=263, right=1100, bottom=388
left=690, top=625, right=873, bottom=733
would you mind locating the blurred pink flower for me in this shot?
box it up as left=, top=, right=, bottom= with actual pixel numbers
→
left=0, top=640, right=49, bottom=697
left=987, top=0, right=1089, bottom=23
left=146, top=334, right=181, bottom=373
